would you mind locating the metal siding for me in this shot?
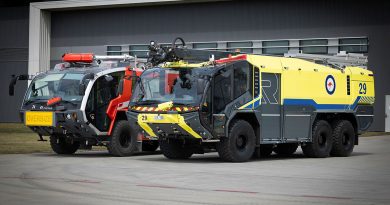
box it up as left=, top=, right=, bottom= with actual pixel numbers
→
left=0, top=0, right=389, bottom=131
left=0, top=6, right=29, bottom=122
left=47, top=0, right=389, bottom=131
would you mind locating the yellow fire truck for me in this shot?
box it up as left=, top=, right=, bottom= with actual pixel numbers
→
left=126, top=39, right=374, bottom=162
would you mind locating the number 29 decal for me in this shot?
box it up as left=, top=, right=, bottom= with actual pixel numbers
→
left=359, top=83, right=367, bottom=94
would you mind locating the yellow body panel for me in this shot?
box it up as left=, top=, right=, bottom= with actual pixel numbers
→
left=25, top=111, right=55, bottom=126
left=157, top=101, right=173, bottom=111
left=246, top=54, right=375, bottom=108
left=137, top=113, right=202, bottom=139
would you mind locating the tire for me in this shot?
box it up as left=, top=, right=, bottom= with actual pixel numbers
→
left=50, top=135, right=80, bottom=155
left=142, top=140, right=159, bottom=152
left=159, top=139, right=193, bottom=159
left=108, top=120, right=138, bottom=157
left=260, top=145, right=273, bottom=157
left=302, top=120, right=333, bottom=158
left=274, top=143, right=298, bottom=156
left=217, top=120, right=256, bottom=162
left=331, top=120, right=355, bottom=157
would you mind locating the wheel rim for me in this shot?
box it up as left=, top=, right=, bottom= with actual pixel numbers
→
left=236, top=135, right=247, bottom=150
left=119, top=133, right=130, bottom=148
left=342, top=131, right=350, bottom=146
left=318, top=132, right=327, bottom=146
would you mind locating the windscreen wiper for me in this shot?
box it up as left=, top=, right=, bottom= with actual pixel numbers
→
left=172, top=102, right=191, bottom=106
left=24, top=99, right=46, bottom=105
left=136, top=100, right=162, bottom=105
left=60, top=100, right=79, bottom=106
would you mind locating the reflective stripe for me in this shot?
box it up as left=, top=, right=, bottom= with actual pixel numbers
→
left=285, top=114, right=311, bottom=117
left=261, top=114, right=280, bottom=117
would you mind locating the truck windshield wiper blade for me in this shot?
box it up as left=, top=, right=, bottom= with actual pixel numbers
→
left=60, top=100, right=79, bottom=106
left=24, top=99, right=46, bottom=105
left=172, top=102, right=191, bottom=106
left=136, top=100, right=162, bottom=105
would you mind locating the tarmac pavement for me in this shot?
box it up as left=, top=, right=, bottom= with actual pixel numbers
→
left=0, top=135, right=389, bottom=205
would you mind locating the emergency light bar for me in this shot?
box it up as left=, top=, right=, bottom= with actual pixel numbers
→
left=62, top=53, right=135, bottom=64
left=62, top=53, right=94, bottom=63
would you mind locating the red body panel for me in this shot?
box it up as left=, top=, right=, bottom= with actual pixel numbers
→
left=106, top=67, right=143, bottom=136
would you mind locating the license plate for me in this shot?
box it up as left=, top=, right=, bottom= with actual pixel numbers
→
left=25, top=111, right=55, bottom=126
left=154, top=115, right=164, bottom=120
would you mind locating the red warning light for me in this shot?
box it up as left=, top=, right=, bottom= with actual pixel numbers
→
left=47, top=97, right=62, bottom=106
left=62, top=53, right=94, bottom=63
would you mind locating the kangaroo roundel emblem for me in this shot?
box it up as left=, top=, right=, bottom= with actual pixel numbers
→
left=325, top=75, right=336, bottom=95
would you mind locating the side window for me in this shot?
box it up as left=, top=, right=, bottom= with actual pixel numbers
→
left=110, top=71, right=125, bottom=96
left=213, top=69, right=233, bottom=113
left=233, top=62, right=250, bottom=98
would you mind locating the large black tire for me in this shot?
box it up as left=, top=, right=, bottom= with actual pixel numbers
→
left=274, top=143, right=298, bottom=156
left=50, top=136, right=80, bottom=155
left=108, top=120, right=138, bottom=157
left=217, top=120, right=256, bottom=162
left=260, top=145, right=273, bottom=157
left=142, top=140, right=159, bottom=152
left=331, top=120, right=355, bottom=157
left=159, top=139, right=193, bottom=159
left=302, top=120, right=333, bottom=158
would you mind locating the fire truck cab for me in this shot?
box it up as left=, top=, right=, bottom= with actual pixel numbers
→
left=10, top=53, right=151, bottom=156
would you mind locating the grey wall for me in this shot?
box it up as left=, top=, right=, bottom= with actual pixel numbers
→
left=50, top=0, right=390, bottom=131
left=0, top=6, right=29, bottom=122
left=1, top=0, right=389, bottom=131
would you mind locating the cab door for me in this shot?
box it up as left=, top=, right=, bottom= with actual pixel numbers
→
left=260, top=72, right=282, bottom=142
left=85, top=71, right=124, bottom=132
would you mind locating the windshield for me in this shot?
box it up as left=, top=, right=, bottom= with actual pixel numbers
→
left=131, top=68, right=209, bottom=106
left=25, top=72, right=85, bottom=103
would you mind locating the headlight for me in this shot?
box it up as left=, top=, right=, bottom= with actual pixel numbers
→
left=65, top=113, right=77, bottom=121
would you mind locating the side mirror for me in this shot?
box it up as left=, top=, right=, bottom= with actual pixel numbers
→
left=9, top=75, right=17, bottom=96
left=104, top=75, right=113, bottom=82
left=9, top=74, right=29, bottom=96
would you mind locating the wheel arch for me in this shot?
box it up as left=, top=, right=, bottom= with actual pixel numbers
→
left=314, top=112, right=358, bottom=145
left=107, top=111, right=128, bottom=136
left=225, top=111, right=260, bottom=144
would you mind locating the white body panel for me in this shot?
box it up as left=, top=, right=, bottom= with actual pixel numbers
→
left=80, top=67, right=127, bottom=136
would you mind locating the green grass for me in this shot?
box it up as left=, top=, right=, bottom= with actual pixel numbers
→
left=0, top=123, right=107, bottom=154
left=0, top=123, right=51, bottom=154
left=0, top=123, right=388, bottom=154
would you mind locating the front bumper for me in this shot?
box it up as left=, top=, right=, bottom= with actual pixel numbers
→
left=20, top=110, right=101, bottom=141
left=126, top=111, right=214, bottom=140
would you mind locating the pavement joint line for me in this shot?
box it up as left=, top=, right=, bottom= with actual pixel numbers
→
left=137, top=183, right=354, bottom=200
left=0, top=176, right=101, bottom=184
